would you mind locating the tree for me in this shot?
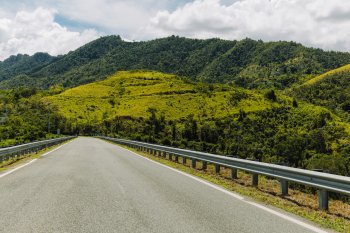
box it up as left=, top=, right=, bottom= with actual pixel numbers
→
left=265, top=90, right=277, bottom=102
left=292, top=98, right=298, bottom=107
left=183, top=114, right=198, bottom=141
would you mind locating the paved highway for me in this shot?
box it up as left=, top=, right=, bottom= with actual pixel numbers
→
left=0, top=137, right=327, bottom=233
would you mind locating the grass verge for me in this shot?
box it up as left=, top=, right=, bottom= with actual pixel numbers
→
left=116, top=143, right=349, bottom=233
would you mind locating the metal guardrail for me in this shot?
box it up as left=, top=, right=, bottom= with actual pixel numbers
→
left=99, top=136, right=350, bottom=210
left=0, top=136, right=75, bottom=162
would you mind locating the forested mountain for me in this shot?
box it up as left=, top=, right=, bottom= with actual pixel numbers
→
left=1, top=35, right=350, bottom=89
left=0, top=53, right=56, bottom=82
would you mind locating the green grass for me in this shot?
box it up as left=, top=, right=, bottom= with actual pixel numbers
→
left=46, top=71, right=277, bottom=123
left=115, top=142, right=350, bottom=233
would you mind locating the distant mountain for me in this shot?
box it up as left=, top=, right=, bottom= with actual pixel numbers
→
left=1, top=35, right=350, bottom=89
left=0, top=53, right=56, bottom=82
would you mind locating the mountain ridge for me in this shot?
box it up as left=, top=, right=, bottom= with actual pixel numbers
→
left=1, top=35, right=350, bottom=90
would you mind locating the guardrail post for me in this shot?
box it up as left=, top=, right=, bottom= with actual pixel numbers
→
left=175, top=155, right=179, bottom=162
left=252, top=173, right=258, bottom=186
left=183, top=157, right=187, bottom=165
left=202, top=161, right=207, bottom=170
left=318, top=189, right=329, bottom=210
left=215, top=164, right=220, bottom=173
left=231, top=168, right=238, bottom=179
left=192, top=159, right=197, bottom=168
left=280, top=180, right=288, bottom=195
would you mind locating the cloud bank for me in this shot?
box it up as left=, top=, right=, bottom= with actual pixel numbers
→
left=1, top=0, right=350, bottom=61
left=146, top=0, right=350, bottom=52
left=0, top=8, right=99, bottom=60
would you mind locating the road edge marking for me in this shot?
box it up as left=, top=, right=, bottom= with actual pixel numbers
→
left=0, top=159, right=38, bottom=178
left=41, top=139, right=73, bottom=157
left=0, top=139, right=74, bottom=179
left=246, top=201, right=328, bottom=233
left=115, top=145, right=329, bottom=233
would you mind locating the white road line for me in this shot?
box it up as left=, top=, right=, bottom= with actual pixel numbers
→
left=42, top=139, right=74, bottom=157
left=245, top=201, right=328, bottom=233
left=0, top=139, right=74, bottom=179
left=42, top=145, right=63, bottom=157
left=0, top=159, right=38, bottom=178
left=117, top=146, right=328, bottom=233
left=136, top=151, right=244, bottom=200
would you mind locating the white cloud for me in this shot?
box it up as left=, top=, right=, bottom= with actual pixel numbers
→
left=145, top=0, right=350, bottom=52
left=55, top=0, right=150, bottom=33
left=1, top=0, right=350, bottom=60
left=8, top=0, right=174, bottom=36
left=0, top=8, right=100, bottom=60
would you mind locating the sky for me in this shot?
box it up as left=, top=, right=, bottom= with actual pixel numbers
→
left=1, top=0, right=350, bottom=60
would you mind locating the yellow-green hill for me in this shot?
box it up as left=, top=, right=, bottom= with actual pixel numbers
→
left=303, top=64, right=350, bottom=86
left=41, top=70, right=350, bottom=178
left=45, top=71, right=278, bottom=124
left=291, top=64, right=350, bottom=119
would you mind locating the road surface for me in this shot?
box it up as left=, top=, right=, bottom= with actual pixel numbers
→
left=0, top=137, right=327, bottom=233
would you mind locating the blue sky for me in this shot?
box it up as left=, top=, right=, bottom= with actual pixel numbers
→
left=1, top=0, right=350, bottom=60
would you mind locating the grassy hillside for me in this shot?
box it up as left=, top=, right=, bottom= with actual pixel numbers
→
left=291, top=64, right=350, bottom=120
left=303, top=64, right=350, bottom=85
left=46, top=71, right=350, bottom=176
left=2, top=36, right=350, bottom=90
left=46, top=71, right=275, bottom=123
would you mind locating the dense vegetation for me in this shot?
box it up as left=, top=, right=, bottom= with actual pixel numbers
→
left=0, top=53, right=56, bottom=82
left=0, top=88, right=69, bottom=147
left=291, top=64, right=350, bottom=121
left=45, top=71, right=350, bottom=176
left=1, top=36, right=350, bottom=89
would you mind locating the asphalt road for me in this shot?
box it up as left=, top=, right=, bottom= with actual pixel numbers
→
left=0, top=137, right=327, bottom=233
